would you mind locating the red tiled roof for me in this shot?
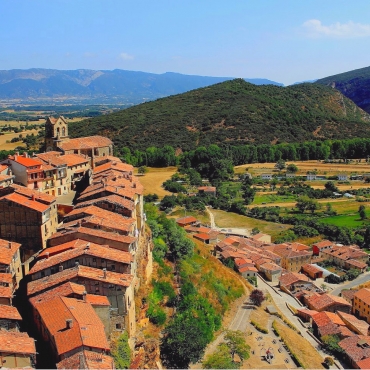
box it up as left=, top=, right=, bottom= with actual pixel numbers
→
left=279, top=272, right=309, bottom=287
left=11, top=184, right=56, bottom=204
left=49, top=226, right=136, bottom=245
left=0, top=304, right=22, bottom=320
left=0, top=331, right=36, bottom=355
left=193, top=233, right=211, bottom=241
left=347, top=259, right=367, bottom=269
left=354, top=289, right=370, bottom=306
left=339, top=335, right=370, bottom=363
left=357, top=357, right=370, bottom=369
left=27, top=265, right=132, bottom=296
left=2, top=192, right=49, bottom=212
left=35, top=152, right=68, bottom=167
left=0, top=238, right=21, bottom=265
left=297, top=308, right=319, bottom=318
left=9, top=155, right=41, bottom=168
left=239, top=266, right=258, bottom=273
left=29, top=240, right=132, bottom=275
left=259, top=262, right=282, bottom=272
left=34, top=296, right=109, bottom=356
left=337, top=311, right=369, bottom=336
left=341, top=289, right=359, bottom=302
left=85, top=294, right=110, bottom=306
left=29, top=282, right=87, bottom=306
left=39, top=240, right=79, bottom=258
left=0, top=272, right=12, bottom=284
left=75, top=194, right=135, bottom=211
left=57, top=350, right=114, bottom=369
left=0, top=285, right=13, bottom=298
left=198, top=186, right=216, bottom=192
left=313, top=311, right=345, bottom=328
left=93, top=161, right=133, bottom=175
left=302, top=264, right=322, bottom=275
left=307, top=293, right=351, bottom=311
left=59, top=136, right=112, bottom=151
left=176, top=216, right=198, bottom=224
left=61, top=154, right=89, bottom=167
left=313, top=240, right=333, bottom=249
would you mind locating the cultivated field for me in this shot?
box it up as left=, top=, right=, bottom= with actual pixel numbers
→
left=0, top=129, right=39, bottom=150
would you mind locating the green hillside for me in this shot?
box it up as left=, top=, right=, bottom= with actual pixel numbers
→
left=316, top=66, right=370, bottom=113
left=69, top=79, right=370, bottom=151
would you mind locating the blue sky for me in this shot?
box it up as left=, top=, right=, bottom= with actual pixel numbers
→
left=1, top=0, right=370, bottom=85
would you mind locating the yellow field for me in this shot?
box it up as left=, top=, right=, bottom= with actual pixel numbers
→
left=236, top=159, right=370, bottom=177
left=0, top=129, right=39, bottom=150
left=0, top=119, right=44, bottom=127
left=134, top=167, right=177, bottom=197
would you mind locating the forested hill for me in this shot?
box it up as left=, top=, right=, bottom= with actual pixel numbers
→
left=316, top=66, right=370, bottom=114
left=69, top=79, right=370, bottom=151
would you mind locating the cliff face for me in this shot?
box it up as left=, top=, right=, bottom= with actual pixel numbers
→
left=316, top=66, right=370, bottom=114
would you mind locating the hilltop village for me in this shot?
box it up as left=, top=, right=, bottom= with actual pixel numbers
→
left=2, top=117, right=370, bottom=369
left=0, top=116, right=152, bottom=368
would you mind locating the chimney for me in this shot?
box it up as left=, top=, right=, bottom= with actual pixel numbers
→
left=59, top=265, right=63, bottom=272
left=103, top=268, right=107, bottom=279
left=82, top=291, right=87, bottom=302
left=31, top=194, right=35, bottom=201
left=23, top=152, right=28, bottom=158
left=66, top=319, right=73, bottom=329
left=8, top=241, right=11, bottom=249
left=85, top=242, right=90, bottom=250
left=46, top=252, right=49, bottom=259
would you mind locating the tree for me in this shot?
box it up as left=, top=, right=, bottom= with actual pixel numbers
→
left=138, top=165, right=148, bottom=175
left=324, top=357, right=334, bottom=367
left=203, top=343, right=239, bottom=369
left=224, top=330, right=250, bottom=362
left=275, top=159, right=286, bottom=172
left=249, top=289, right=265, bottom=307
left=321, top=334, right=344, bottom=356
left=286, top=163, right=298, bottom=173
left=296, top=196, right=320, bottom=214
left=112, top=332, right=131, bottom=369
left=359, top=205, right=367, bottom=220
left=325, top=181, right=339, bottom=193
left=251, top=227, right=260, bottom=235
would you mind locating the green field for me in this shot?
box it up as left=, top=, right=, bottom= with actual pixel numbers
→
left=319, top=214, right=370, bottom=228
left=253, top=194, right=296, bottom=205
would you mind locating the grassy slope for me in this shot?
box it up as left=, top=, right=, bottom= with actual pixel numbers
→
left=69, top=79, right=370, bottom=151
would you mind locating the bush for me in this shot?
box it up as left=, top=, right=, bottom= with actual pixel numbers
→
left=147, top=304, right=167, bottom=325
left=112, top=331, right=131, bottom=369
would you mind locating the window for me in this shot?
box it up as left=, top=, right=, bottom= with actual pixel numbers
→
left=111, top=265, right=115, bottom=271
left=92, top=258, right=96, bottom=262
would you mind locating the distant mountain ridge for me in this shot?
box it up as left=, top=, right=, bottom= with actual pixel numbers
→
left=0, top=68, right=283, bottom=104
left=316, top=66, right=370, bottom=114
left=69, top=79, right=370, bottom=151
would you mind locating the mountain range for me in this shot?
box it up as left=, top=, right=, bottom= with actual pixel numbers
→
left=69, top=79, right=370, bottom=151
left=0, top=68, right=282, bottom=104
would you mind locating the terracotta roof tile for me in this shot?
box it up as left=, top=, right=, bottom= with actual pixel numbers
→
left=49, top=226, right=136, bottom=246
left=85, top=294, right=110, bottom=306
left=302, top=264, right=323, bottom=275
left=337, top=311, right=369, bottom=336
left=60, top=154, right=89, bottom=167
left=75, top=194, right=135, bottom=211
left=313, top=240, right=334, bottom=249
left=354, top=289, right=370, bottom=306
left=0, top=238, right=21, bottom=265
left=29, top=240, right=132, bottom=275
left=29, top=282, right=87, bottom=306
left=339, top=335, right=370, bottom=363
left=8, top=155, right=41, bottom=168
left=279, top=272, right=309, bottom=287
left=2, top=192, right=49, bottom=212
left=59, top=136, right=112, bottom=151
left=11, top=184, right=56, bottom=203
left=34, top=296, right=109, bottom=356
left=0, top=285, right=13, bottom=298
left=307, top=293, right=351, bottom=311
left=57, top=350, right=114, bottom=369
left=93, top=161, right=133, bottom=175
left=27, top=265, right=132, bottom=296
left=193, top=233, right=211, bottom=241
left=176, top=216, right=198, bottom=224
left=35, top=152, right=68, bottom=167
left=0, top=304, right=22, bottom=320
left=0, top=331, right=36, bottom=355
left=341, top=289, right=359, bottom=302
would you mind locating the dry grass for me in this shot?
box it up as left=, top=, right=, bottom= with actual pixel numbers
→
left=134, top=167, right=177, bottom=197
left=236, top=159, right=370, bottom=177
left=0, top=129, right=39, bottom=150
left=211, top=209, right=291, bottom=239
left=272, top=320, right=324, bottom=369
left=250, top=304, right=270, bottom=333
left=168, top=208, right=210, bottom=224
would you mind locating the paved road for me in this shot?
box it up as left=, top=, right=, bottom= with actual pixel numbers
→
left=331, top=271, right=370, bottom=296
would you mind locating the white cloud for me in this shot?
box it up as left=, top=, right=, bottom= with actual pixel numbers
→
left=118, top=52, right=134, bottom=60
left=302, top=19, right=370, bottom=38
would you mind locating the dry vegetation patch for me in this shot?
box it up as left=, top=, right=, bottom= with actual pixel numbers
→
left=272, top=320, right=324, bottom=369
left=134, top=166, right=177, bottom=197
